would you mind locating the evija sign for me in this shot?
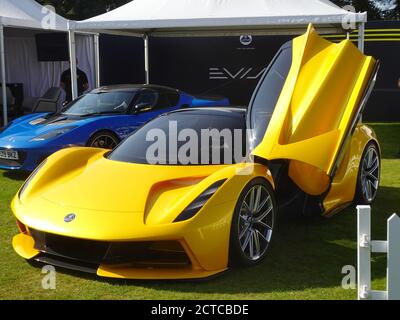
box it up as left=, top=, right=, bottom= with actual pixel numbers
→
left=140, top=35, right=293, bottom=105
left=209, top=67, right=266, bottom=81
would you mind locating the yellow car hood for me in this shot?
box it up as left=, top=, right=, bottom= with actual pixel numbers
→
left=250, top=24, right=378, bottom=195
left=19, top=148, right=231, bottom=214
left=41, top=162, right=227, bottom=214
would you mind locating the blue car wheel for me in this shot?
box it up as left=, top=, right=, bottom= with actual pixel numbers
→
left=87, top=131, right=120, bottom=149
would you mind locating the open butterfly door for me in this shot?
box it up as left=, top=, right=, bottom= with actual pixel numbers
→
left=249, top=24, right=379, bottom=196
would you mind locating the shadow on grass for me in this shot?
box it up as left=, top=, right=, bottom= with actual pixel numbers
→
left=23, top=186, right=396, bottom=295
left=2, top=170, right=30, bottom=181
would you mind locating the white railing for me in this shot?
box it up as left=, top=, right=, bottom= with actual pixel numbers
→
left=357, top=205, right=400, bottom=300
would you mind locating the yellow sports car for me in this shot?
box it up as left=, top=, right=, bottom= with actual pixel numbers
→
left=11, top=25, right=380, bottom=280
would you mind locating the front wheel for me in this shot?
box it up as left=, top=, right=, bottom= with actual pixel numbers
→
left=229, top=178, right=277, bottom=267
left=87, top=131, right=119, bottom=149
left=355, top=142, right=381, bottom=205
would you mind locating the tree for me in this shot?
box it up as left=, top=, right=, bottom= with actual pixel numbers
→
left=331, top=0, right=399, bottom=20
left=374, top=0, right=399, bottom=19
left=36, top=0, right=131, bottom=20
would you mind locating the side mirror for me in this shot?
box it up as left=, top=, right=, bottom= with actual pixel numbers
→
left=133, top=102, right=152, bottom=114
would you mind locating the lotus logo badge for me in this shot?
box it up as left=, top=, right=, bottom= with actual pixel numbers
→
left=64, top=213, right=76, bottom=223
left=240, top=35, right=253, bottom=46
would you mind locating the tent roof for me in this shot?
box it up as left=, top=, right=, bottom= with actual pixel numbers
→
left=0, top=0, right=68, bottom=31
left=74, top=0, right=367, bottom=36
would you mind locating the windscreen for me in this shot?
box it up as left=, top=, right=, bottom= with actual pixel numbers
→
left=62, top=91, right=137, bottom=116
left=108, top=111, right=247, bottom=165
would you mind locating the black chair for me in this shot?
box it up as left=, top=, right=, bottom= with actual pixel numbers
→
left=0, top=86, right=15, bottom=104
left=0, top=86, right=17, bottom=115
left=32, top=87, right=62, bottom=113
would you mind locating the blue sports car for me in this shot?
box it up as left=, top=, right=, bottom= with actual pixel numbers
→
left=0, top=84, right=230, bottom=171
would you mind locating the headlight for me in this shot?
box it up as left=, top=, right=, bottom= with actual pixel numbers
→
left=30, top=126, right=78, bottom=142
left=174, top=179, right=227, bottom=222
left=19, top=159, right=47, bottom=199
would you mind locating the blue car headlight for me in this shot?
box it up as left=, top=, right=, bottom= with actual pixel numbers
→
left=30, top=126, right=78, bottom=142
left=174, top=179, right=227, bottom=222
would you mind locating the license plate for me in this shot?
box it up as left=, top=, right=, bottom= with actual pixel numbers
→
left=0, top=150, right=19, bottom=160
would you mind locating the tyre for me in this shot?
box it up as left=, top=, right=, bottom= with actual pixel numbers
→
left=355, top=142, right=380, bottom=205
left=87, top=131, right=119, bottom=149
left=229, top=178, right=277, bottom=267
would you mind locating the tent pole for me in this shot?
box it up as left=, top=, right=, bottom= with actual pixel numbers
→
left=68, top=28, right=78, bottom=100
left=358, top=22, right=365, bottom=53
left=358, top=21, right=366, bottom=123
left=144, top=34, right=150, bottom=84
left=0, top=25, right=7, bottom=126
left=94, top=34, right=101, bottom=88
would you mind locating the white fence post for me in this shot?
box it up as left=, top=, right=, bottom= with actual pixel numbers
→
left=357, top=206, right=400, bottom=300
left=387, top=214, right=400, bottom=300
left=357, top=205, right=371, bottom=300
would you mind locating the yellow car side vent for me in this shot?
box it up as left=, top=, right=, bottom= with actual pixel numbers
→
left=174, top=179, right=227, bottom=222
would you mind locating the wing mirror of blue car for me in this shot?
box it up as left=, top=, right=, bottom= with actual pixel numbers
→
left=133, top=103, right=152, bottom=114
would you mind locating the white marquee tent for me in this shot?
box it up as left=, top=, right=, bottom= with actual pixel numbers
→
left=0, top=0, right=96, bottom=125
left=76, top=0, right=366, bottom=34
left=1, top=0, right=368, bottom=126
left=72, top=0, right=367, bottom=100
left=0, top=0, right=66, bottom=124
left=0, top=0, right=68, bottom=30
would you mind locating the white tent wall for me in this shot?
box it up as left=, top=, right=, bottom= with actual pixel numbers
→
left=1, top=32, right=95, bottom=104
left=0, top=25, right=7, bottom=124
left=0, top=0, right=100, bottom=126
left=0, top=0, right=68, bottom=125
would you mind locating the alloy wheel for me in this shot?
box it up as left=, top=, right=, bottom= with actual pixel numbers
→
left=90, top=135, right=118, bottom=149
left=238, top=185, right=274, bottom=261
left=361, top=146, right=380, bottom=203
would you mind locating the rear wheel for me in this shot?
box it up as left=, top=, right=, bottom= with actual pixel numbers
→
left=229, top=178, right=276, bottom=267
left=87, top=131, right=119, bottom=149
left=355, top=142, right=380, bottom=205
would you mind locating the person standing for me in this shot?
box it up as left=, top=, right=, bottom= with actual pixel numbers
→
left=60, top=60, right=89, bottom=104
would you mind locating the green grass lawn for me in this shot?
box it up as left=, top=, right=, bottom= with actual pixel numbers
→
left=0, top=123, right=399, bottom=300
